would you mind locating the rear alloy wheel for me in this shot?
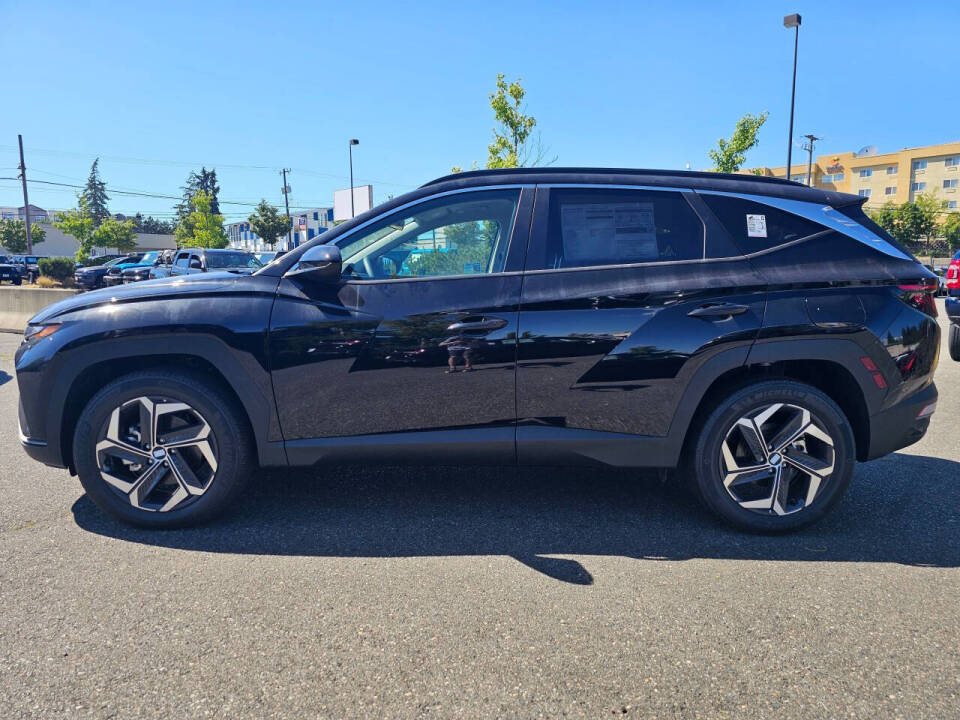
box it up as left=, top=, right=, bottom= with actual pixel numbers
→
left=74, top=370, right=252, bottom=527
left=691, top=380, right=855, bottom=532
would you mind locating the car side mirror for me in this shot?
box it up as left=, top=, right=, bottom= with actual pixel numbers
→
left=190, top=260, right=203, bottom=269
left=285, top=244, right=341, bottom=282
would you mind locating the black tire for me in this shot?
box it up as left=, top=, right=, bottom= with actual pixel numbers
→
left=73, top=369, right=254, bottom=528
left=689, top=380, right=855, bottom=532
left=949, top=324, right=960, bottom=362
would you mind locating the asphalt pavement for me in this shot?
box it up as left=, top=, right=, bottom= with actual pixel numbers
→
left=0, top=302, right=957, bottom=719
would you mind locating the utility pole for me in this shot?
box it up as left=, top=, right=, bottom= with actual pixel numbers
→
left=280, top=168, right=292, bottom=249
left=349, top=139, right=359, bottom=218
left=802, top=134, right=821, bottom=186
left=17, top=135, right=33, bottom=254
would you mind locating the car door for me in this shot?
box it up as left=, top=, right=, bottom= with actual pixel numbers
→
left=269, top=186, right=533, bottom=465
left=170, top=252, right=189, bottom=276
left=515, top=185, right=766, bottom=466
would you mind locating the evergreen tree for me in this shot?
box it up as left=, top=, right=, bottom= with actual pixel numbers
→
left=176, top=167, right=221, bottom=219
left=82, top=158, right=110, bottom=226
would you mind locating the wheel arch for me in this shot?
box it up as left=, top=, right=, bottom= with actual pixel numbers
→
left=53, top=335, right=285, bottom=472
left=675, top=339, right=875, bottom=463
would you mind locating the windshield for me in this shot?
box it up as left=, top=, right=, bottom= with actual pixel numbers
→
left=139, top=252, right=159, bottom=264
left=205, top=252, right=262, bottom=269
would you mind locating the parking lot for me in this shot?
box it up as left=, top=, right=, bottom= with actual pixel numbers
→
left=0, top=303, right=957, bottom=719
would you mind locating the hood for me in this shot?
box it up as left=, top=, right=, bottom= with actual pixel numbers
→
left=30, top=271, right=270, bottom=324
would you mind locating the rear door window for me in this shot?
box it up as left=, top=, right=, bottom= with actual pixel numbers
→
left=699, top=194, right=826, bottom=255
left=527, top=188, right=704, bottom=270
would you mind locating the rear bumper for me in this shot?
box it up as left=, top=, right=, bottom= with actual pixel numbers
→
left=865, top=381, right=937, bottom=460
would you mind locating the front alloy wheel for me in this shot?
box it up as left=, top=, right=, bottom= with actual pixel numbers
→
left=720, top=403, right=835, bottom=516
left=96, top=396, right=219, bottom=513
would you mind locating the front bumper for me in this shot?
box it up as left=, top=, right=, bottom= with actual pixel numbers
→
left=865, top=381, right=937, bottom=460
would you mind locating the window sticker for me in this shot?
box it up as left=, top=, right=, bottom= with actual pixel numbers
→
left=746, top=214, right=767, bottom=238
left=561, top=202, right=657, bottom=262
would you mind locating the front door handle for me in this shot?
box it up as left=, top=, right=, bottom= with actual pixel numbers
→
left=447, top=317, right=509, bottom=332
left=687, top=302, right=750, bottom=320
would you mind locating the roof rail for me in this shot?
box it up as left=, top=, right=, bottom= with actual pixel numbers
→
left=421, top=167, right=803, bottom=188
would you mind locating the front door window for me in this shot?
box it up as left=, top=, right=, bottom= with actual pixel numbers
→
left=336, top=190, right=520, bottom=280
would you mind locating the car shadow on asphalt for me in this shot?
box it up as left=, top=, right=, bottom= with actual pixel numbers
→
left=71, top=452, right=960, bottom=584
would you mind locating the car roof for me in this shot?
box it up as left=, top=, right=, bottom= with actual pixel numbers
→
left=420, top=167, right=861, bottom=207
left=178, top=247, right=250, bottom=253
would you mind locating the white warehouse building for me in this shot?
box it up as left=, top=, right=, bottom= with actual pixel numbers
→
left=227, top=207, right=334, bottom=252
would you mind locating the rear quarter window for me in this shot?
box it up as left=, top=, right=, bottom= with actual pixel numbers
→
left=700, top=194, right=826, bottom=256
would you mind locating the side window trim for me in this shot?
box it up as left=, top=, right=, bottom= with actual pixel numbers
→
left=334, top=185, right=534, bottom=284
left=524, top=183, right=707, bottom=273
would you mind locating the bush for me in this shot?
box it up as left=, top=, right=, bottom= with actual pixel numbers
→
left=35, top=276, right=62, bottom=288
left=38, top=256, right=76, bottom=283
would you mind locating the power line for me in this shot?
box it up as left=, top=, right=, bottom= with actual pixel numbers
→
left=0, top=144, right=416, bottom=188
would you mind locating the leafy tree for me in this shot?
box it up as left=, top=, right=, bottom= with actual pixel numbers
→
left=175, top=190, right=228, bottom=248
left=94, top=216, right=138, bottom=253
left=870, top=203, right=899, bottom=238
left=487, top=74, right=541, bottom=169
left=709, top=112, right=769, bottom=173
left=896, top=193, right=942, bottom=249
left=54, top=196, right=98, bottom=261
left=82, top=158, right=110, bottom=226
left=941, top=212, right=960, bottom=250
left=132, top=213, right=176, bottom=235
left=248, top=199, right=290, bottom=248
left=176, top=167, right=221, bottom=219
left=0, top=218, right=46, bottom=254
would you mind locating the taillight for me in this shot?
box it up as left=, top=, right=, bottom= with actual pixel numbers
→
left=947, top=260, right=960, bottom=290
left=898, top=280, right=938, bottom=318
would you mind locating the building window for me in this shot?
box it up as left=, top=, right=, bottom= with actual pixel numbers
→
left=790, top=174, right=805, bottom=183
left=859, top=169, right=872, bottom=178
left=821, top=172, right=844, bottom=183
left=886, top=166, right=898, bottom=175
left=858, top=189, right=871, bottom=198
left=948, top=201, right=958, bottom=209
left=912, top=159, right=928, bottom=171
left=911, top=181, right=927, bottom=192
left=885, top=186, right=897, bottom=195
left=945, top=179, right=959, bottom=189
left=312, top=212, right=318, bottom=220
left=946, top=157, right=959, bottom=167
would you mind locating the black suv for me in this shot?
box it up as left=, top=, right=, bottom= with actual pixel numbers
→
left=15, top=169, right=940, bottom=531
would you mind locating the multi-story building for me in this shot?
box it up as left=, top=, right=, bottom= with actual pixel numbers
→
left=755, top=140, right=960, bottom=213
left=227, top=207, right=334, bottom=251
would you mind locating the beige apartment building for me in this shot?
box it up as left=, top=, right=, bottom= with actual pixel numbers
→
left=755, top=140, right=960, bottom=213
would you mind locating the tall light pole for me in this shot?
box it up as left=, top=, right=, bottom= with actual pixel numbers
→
left=783, top=13, right=802, bottom=181
left=349, top=139, right=359, bottom=218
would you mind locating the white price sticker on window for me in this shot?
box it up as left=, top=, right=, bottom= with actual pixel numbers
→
left=746, top=214, right=767, bottom=238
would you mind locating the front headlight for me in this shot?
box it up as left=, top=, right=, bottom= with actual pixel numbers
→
left=23, top=322, right=61, bottom=342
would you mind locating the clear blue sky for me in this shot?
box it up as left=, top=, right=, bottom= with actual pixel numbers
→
left=1, top=0, right=957, bottom=221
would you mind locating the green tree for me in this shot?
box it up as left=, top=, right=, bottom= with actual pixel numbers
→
left=941, top=212, right=960, bottom=250
left=82, top=158, right=110, bottom=226
left=0, top=218, right=46, bottom=254
left=708, top=112, right=770, bottom=173
left=93, top=216, right=138, bottom=253
left=176, top=167, right=221, bottom=219
left=248, top=199, right=290, bottom=249
left=132, top=213, right=176, bottom=235
left=896, top=192, right=942, bottom=249
left=870, top=203, right=900, bottom=239
left=175, top=190, right=228, bottom=248
left=487, top=74, right=541, bottom=169
left=54, top=196, right=98, bottom=261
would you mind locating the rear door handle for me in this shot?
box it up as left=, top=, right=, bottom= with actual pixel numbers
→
left=447, top=317, right=509, bottom=332
left=687, top=302, right=750, bottom=320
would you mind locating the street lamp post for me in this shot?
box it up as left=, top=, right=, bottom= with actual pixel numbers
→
left=783, top=13, right=802, bottom=181
left=349, top=139, right=359, bottom=218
